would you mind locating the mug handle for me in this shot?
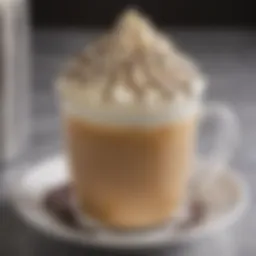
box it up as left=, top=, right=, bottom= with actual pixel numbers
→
left=195, top=102, right=239, bottom=193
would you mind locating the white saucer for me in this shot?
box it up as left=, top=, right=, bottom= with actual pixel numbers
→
left=5, top=156, right=249, bottom=249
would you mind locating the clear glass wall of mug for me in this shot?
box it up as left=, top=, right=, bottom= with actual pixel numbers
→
left=57, top=78, right=238, bottom=229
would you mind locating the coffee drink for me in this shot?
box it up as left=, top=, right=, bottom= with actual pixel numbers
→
left=57, top=9, right=205, bottom=228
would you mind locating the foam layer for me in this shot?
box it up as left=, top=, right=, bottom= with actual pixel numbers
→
left=62, top=98, right=201, bottom=126
left=57, top=9, right=205, bottom=125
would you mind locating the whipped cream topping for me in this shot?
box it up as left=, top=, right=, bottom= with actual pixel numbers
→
left=57, top=9, right=205, bottom=114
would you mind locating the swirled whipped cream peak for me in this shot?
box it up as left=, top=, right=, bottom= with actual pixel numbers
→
left=57, top=9, right=205, bottom=113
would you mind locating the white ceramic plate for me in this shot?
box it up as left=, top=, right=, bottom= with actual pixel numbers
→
left=4, top=156, right=249, bottom=249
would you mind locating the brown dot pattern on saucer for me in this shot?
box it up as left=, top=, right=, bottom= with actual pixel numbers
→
left=44, top=184, right=205, bottom=232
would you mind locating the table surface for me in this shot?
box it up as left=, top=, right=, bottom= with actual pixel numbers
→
left=1, top=29, right=256, bottom=256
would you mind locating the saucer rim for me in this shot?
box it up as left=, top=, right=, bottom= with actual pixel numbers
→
left=4, top=155, right=249, bottom=249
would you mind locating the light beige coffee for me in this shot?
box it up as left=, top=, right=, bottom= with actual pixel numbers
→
left=57, top=9, right=205, bottom=229
left=65, top=115, right=197, bottom=228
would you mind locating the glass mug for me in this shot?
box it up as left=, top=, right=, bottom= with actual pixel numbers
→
left=58, top=86, right=239, bottom=229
